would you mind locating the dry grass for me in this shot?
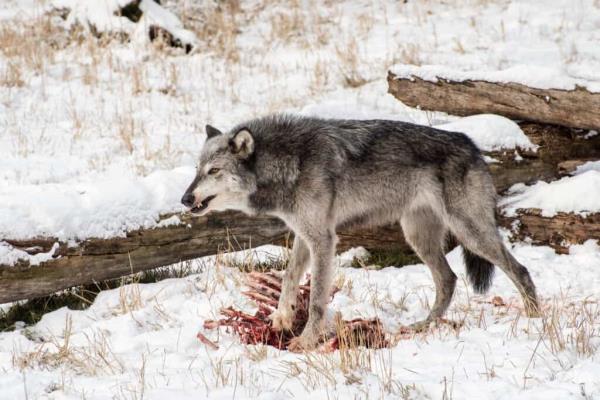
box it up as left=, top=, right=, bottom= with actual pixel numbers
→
left=3, top=3, right=599, bottom=396
left=336, top=37, right=370, bottom=89
left=117, top=114, right=136, bottom=154
left=0, top=17, right=60, bottom=73
left=181, top=0, right=242, bottom=62
left=0, top=0, right=423, bottom=170
left=539, top=297, right=600, bottom=358
left=6, top=245, right=600, bottom=397
left=0, top=61, right=24, bottom=87
left=13, top=316, right=125, bottom=376
left=275, top=333, right=405, bottom=396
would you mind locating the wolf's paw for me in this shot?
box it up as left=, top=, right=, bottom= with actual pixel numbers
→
left=269, top=308, right=294, bottom=331
left=524, top=302, right=543, bottom=318
left=287, top=333, right=319, bottom=353
left=408, top=319, right=432, bottom=332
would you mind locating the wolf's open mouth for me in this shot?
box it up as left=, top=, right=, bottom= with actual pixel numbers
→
left=191, top=195, right=216, bottom=213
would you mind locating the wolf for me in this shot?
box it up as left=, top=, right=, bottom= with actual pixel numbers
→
left=181, top=114, right=540, bottom=351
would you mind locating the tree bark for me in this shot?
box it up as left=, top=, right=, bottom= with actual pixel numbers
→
left=0, top=212, right=411, bottom=304
left=499, top=209, right=600, bottom=254
left=387, top=71, right=600, bottom=130
left=485, top=123, right=600, bottom=191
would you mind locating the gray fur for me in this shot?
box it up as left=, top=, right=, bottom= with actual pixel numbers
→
left=182, top=114, right=540, bottom=348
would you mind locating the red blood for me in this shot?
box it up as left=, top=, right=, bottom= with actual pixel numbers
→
left=198, top=272, right=389, bottom=351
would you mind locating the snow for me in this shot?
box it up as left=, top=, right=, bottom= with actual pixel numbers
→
left=137, top=0, right=197, bottom=48
left=51, top=0, right=198, bottom=49
left=155, top=214, right=182, bottom=228
left=0, top=167, right=193, bottom=242
left=0, top=0, right=46, bottom=21
left=436, top=114, right=537, bottom=152
left=1, top=0, right=600, bottom=398
left=575, top=160, right=600, bottom=175
left=390, top=64, right=600, bottom=93
left=585, top=130, right=599, bottom=139
left=53, top=0, right=135, bottom=33
left=0, top=241, right=59, bottom=266
left=501, top=169, right=600, bottom=217
left=0, top=241, right=599, bottom=399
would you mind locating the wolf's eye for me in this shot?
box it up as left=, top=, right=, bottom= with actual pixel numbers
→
left=208, top=167, right=220, bottom=175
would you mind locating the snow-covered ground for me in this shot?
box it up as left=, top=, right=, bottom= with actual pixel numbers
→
left=1, top=0, right=600, bottom=398
left=2, top=242, right=600, bottom=399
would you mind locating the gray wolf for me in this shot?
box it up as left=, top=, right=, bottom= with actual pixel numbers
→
left=181, top=114, right=540, bottom=351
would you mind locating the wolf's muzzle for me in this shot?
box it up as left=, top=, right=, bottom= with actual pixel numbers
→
left=181, top=192, right=195, bottom=208
left=190, top=195, right=216, bottom=213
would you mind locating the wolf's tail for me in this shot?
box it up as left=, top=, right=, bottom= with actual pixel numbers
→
left=462, top=248, right=495, bottom=294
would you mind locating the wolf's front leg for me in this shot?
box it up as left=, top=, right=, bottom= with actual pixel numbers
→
left=270, top=236, right=310, bottom=331
left=288, top=228, right=336, bottom=352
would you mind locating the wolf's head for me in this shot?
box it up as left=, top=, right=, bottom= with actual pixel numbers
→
left=181, top=125, right=256, bottom=216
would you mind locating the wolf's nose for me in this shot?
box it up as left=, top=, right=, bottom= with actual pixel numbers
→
left=181, top=192, right=195, bottom=208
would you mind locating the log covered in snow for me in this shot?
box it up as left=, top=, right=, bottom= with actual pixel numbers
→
left=3, top=193, right=597, bottom=304
left=499, top=209, right=600, bottom=254
left=0, top=212, right=411, bottom=304
left=387, top=70, right=600, bottom=130
left=485, top=122, right=600, bottom=191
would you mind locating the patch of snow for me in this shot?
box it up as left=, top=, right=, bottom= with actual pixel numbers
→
left=0, top=167, right=193, bottom=244
left=54, top=0, right=136, bottom=33
left=574, top=160, right=600, bottom=175
left=500, top=170, right=600, bottom=217
left=155, top=215, right=182, bottom=228
left=337, top=246, right=370, bottom=267
left=514, top=150, right=523, bottom=162
left=1, top=241, right=600, bottom=398
left=136, top=0, right=197, bottom=48
left=390, top=64, right=600, bottom=93
left=52, top=0, right=197, bottom=49
left=435, top=114, right=537, bottom=152
left=0, top=241, right=59, bottom=267
left=584, top=130, right=598, bottom=139
left=297, top=80, right=433, bottom=124
left=0, top=0, right=48, bottom=21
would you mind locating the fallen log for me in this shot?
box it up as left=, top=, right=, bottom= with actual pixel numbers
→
left=387, top=70, right=600, bottom=190
left=387, top=70, right=600, bottom=191
left=387, top=70, right=600, bottom=130
left=0, top=212, right=412, bottom=304
left=485, top=122, right=600, bottom=190
left=3, top=200, right=595, bottom=304
left=499, top=209, right=600, bottom=254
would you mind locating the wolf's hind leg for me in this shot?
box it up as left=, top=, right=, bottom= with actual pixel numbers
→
left=270, top=236, right=310, bottom=331
left=401, top=208, right=457, bottom=330
left=448, top=212, right=540, bottom=317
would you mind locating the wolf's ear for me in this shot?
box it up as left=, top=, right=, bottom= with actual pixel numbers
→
left=229, top=128, right=254, bottom=158
left=206, top=124, right=222, bottom=139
